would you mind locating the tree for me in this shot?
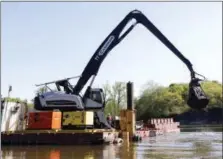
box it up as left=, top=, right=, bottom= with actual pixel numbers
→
left=103, top=82, right=127, bottom=116
left=35, top=86, right=48, bottom=95
left=35, top=85, right=58, bottom=95
left=1, top=97, right=34, bottom=108
left=201, top=81, right=223, bottom=108
left=102, top=82, right=112, bottom=106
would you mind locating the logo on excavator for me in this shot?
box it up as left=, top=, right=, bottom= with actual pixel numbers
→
left=95, top=35, right=115, bottom=61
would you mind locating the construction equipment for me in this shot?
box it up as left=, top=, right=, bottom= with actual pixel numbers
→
left=27, top=111, right=62, bottom=130
left=34, top=76, right=85, bottom=111
left=34, top=9, right=209, bottom=128
left=62, top=111, right=94, bottom=129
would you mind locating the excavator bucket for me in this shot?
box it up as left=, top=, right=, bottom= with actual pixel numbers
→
left=187, top=79, right=209, bottom=109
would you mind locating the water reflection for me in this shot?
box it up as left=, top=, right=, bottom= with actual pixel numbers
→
left=1, top=145, right=116, bottom=159
left=180, top=125, right=223, bottom=132
left=1, top=143, right=137, bottom=159
left=1, top=131, right=222, bottom=159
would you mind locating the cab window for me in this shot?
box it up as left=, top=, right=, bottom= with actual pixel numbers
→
left=91, top=91, right=103, bottom=103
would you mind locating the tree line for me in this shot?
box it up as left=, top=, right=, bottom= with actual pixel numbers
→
left=102, top=80, right=222, bottom=123
left=134, top=80, right=222, bottom=123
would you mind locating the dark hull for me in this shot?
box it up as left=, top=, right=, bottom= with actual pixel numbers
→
left=1, top=130, right=117, bottom=145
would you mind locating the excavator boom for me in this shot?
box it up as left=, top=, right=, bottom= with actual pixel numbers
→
left=73, top=10, right=195, bottom=95
left=72, top=9, right=209, bottom=110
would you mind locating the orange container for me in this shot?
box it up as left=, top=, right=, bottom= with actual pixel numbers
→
left=27, top=111, right=61, bottom=130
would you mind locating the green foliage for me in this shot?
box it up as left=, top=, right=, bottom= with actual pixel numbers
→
left=103, top=81, right=127, bottom=117
left=35, top=86, right=50, bottom=95
left=35, top=85, right=58, bottom=95
left=36, top=87, right=48, bottom=94
left=200, top=81, right=222, bottom=108
left=2, top=97, right=34, bottom=108
left=4, top=97, right=22, bottom=103
left=135, top=82, right=188, bottom=120
left=135, top=80, right=222, bottom=121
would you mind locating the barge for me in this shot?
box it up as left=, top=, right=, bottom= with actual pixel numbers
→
left=1, top=82, right=180, bottom=145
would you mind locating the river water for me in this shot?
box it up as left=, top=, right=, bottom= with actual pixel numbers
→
left=1, top=126, right=222, bottom=159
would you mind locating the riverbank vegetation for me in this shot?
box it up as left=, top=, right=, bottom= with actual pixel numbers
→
left=103, top=80, right=222, bottom=124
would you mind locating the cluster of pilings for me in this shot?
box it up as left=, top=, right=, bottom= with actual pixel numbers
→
left=135, top=118, right=180, bottom=138
left=147, top=118, right=180, bottom=134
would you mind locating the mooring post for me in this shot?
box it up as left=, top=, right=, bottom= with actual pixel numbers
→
left=126, top=81, right=136, bottom=140
left=127, top=81, right=134, bottom=110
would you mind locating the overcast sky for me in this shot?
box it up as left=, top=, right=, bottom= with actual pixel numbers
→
left=2, top=2, right=222, bottom=101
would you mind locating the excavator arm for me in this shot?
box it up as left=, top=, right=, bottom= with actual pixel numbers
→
left=73, top=9, right=209, bottom=109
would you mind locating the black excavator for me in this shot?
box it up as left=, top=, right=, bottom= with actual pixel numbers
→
left=34, top=10, right=209, bottom=128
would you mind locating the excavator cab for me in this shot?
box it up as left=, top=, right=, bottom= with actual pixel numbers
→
left=187, top=78, right=209, bottom=109
left=88, top=88, right=112, bottom=129
left=55, top=80, right=73, bottom=94
left=90, top=88, right=105, bottom=106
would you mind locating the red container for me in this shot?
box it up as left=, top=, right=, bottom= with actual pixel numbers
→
left=27, top=111, right=61, bottom=130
